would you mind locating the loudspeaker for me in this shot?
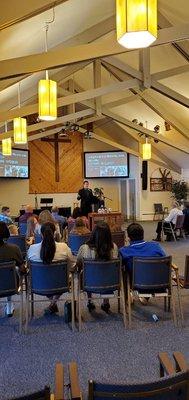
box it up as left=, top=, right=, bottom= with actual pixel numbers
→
left=141, top=161, right=148, bottom=190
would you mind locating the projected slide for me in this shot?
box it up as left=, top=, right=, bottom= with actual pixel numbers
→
left=0, top=149, right=29, bottom=178
left=84, top=151, right=129, bottom=178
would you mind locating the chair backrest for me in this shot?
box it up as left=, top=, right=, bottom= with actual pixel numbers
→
left=184, top=255, right=189, bottom=288
left=67, top=221, right=76, bottom=233
left=10, top=386, right=51, bottom=400
left=83, top=259, right=121, bottom=293
left=154, top=203, right=163, bottom=213
left=68, top=234, right=91, bottom=255
left=29, top=261, right=69, bottom=295
left=7, top=235, right=26, bottom=256
left=88, top=370, right=189, bottom=400
left=132, top=256, right=172, bottom=291
left=0, top=261, right=18, bottom=298
left=175, top=214, right=185, bottom=229
left=19, top=223, right=27, bottom=235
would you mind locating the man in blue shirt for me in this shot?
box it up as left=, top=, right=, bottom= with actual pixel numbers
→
left=0, top=206, right=13, bottom=225
left=119, top=223, right=166, bottom=303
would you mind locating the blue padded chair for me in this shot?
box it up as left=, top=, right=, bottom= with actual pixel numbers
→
left=19, top=223, right=27, bottom=235
left=26, top=261, right=75, bottom=332
left=68, top=352, right=189, bottom=400
left=7, top=235, right=26, bottom=258
left=78, top=259, right=126, bottom=331
left=68, top=234, right=91, bottom=255
left=127, top=256, right=183, bottom=328
left=0, top=261, right=24, bottom=333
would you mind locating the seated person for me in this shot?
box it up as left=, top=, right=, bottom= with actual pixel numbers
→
left=9, top=224, right=19, bottom=236
left=27, top=222, right=74, bottom=315
left=154, top=201, right=183, bottom=241
left=183, top=203, right=189, bottom=235
left=67, top=207, right=89, bottom=232
left=37, top=210, right=61, bottom=241
left=0, top=222, right=25, bottom=316
left=119, top=223, right=166, bottom=304
left=76, top=221, right=118, bottom=313
left=70, top=217, right=90, bottom=235
left=26, top=216, right=40, bottom=246
left=51, top=206, right=67, bottom=229
left=0, top=206, right=13, bottom=225
left=19, top=205, right=36, bottom=223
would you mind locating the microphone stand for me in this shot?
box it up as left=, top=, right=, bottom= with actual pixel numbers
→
left=34, top=191, right=38, bottom=209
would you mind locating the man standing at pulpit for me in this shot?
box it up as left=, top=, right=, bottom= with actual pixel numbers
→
left=77, top=180, right=96, bottom=217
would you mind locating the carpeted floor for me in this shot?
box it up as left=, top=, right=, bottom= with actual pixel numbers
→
left=0, top=221, right=189, bottom=399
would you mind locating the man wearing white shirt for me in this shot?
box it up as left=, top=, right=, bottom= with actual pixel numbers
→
left=154, top=201, right=183, bottom=241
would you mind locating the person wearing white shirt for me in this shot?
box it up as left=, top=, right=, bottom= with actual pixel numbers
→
left=28, top=222, right=74, bottom=314
left=154, top=201, right=183, bottom=241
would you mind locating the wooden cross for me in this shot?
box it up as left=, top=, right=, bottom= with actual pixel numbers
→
left=41, top=133, right=71, bottom=182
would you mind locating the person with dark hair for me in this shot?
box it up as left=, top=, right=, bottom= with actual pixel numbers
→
left=76, top=221, right=118, bottom=312
left=119, top=223, right=166, bottom=304
left=0, top=222, right=24, bottom=316
left=0, top=206, right=13, bottom=225
left=77, top=180, right=97, bottom=216
left=27, top=222, right=74, bottom=314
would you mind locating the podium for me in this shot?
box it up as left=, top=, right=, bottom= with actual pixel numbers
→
left=88, top=212, right=124, bottom=231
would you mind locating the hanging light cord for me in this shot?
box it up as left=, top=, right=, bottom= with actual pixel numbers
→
left=44, top=7, right=55, bottom=80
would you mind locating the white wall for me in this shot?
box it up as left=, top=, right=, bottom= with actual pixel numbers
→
left=140, top=160, right=181, bottom=220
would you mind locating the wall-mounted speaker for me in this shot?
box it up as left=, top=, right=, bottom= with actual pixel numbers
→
left=141, top=161, right=148, bottom=190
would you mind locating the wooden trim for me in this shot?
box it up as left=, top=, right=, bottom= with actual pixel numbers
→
left=158, top=352, right=175, bottom=377
left=173, top=352, right=188, bottom=372
left=69, top=362, right=82, bottom=400
left=54, top=363, right=64, bottom=400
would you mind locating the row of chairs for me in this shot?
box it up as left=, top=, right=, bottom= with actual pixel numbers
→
left=0, top=255, right=185, bottom=333
left=7, top=352, right=189, bottom=399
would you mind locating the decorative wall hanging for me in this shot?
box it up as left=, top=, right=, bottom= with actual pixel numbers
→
left=150, top=168, right=172, bottom=192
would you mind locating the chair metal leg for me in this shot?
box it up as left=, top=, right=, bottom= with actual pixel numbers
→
left=121, top=274, right=127, bottom=329
left=78, top=275, right=82, bottom=332
left=175, top=270, right=184, bottom=326
left=25, top=286, right=29, bottom=334
left=19, top=289, right=23, bottom=334
left=170, top=284, right=177, bottom=327
left=118, top=289, right=120, bottom=313
left=164, top=297, right=167, bottom=312
left=71, top=275, right=75, bottom=331
left=127, top=277, right=132, bottom=328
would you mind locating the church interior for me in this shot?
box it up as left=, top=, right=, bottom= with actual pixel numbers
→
left=0, top=0, right=189, bottom=399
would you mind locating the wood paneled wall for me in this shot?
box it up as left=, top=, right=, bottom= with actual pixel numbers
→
left=29, top=133, right=83, bottom=193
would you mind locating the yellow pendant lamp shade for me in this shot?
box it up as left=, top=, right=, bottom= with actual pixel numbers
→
left=142, top=142, right=151, bottom=160
left=2, top=138, right=12, bottom=156
left=14, top=117, right=27, bottom=144
left=116, top=0, right=157, bottom=49
left=38, top=79, right=57, bottom=121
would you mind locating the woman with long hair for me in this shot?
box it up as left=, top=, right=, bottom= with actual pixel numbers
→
left=76, top=221, right=118, bottom=312
left=26, top=216, right=40, bottom=245
left=28, top=222, right=74, bottom=314
left=67, top=207, right=89, bottom=232
left=70, top=217, right=90, bottom=235
left=38, top=210, right=61, bottom=241
left=0, top=222, right=24, bottom=317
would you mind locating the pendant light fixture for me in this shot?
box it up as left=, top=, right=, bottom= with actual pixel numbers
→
left=116, top=0, right=157, bottom=49
left=2, top=123, right=12, bottom=156
left=14, top=83, right=27, bottom=144
left=142, top=136, right=151, bottom=160
left=38, top=23, right=57, bottom=121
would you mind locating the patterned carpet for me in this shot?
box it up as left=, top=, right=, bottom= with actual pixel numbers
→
left=0, top=222, right=189, bottom=399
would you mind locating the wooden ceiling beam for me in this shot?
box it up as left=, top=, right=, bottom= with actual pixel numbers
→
left=1, top=24, right=189, bottom=81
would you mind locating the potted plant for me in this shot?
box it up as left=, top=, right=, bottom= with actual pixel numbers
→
left=171, top=180, right=188, bottom=204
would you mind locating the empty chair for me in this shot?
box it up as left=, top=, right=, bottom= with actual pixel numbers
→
left=26, top=261, right=75, bottom=332
left=19, top=223, right=27, bottom=235
left=127, top=256, right=183, bottom=328
left=0, top=261, right=24, bottom=333
left=162, top=214, right=185, bottom=241
left=153, top=203, right=168, bottom=221
left=68, top=352, right=189, bottom=400
left=77, top=259, right=126, bottom=331
left=7, top=235, right=26, bottom=257
left=68, top=234, right=91, bottom=255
